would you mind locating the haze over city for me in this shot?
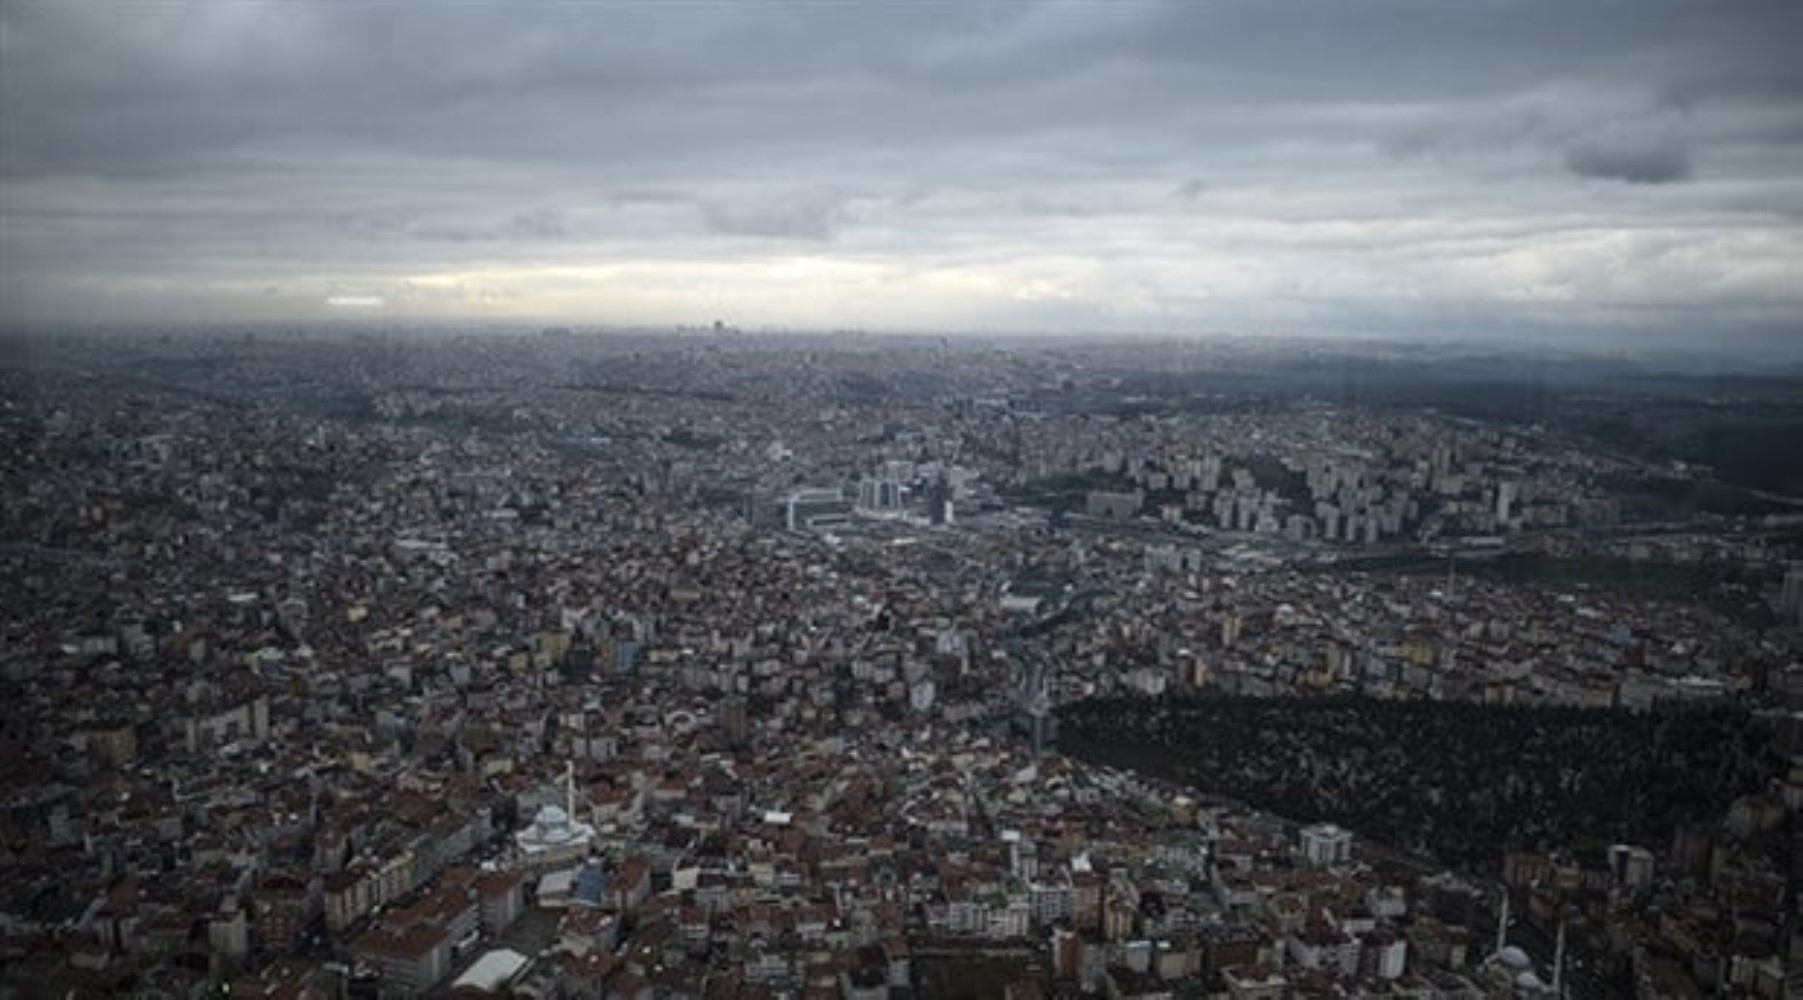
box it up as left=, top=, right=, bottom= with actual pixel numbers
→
left=3, top=0, right=1802, bottom=347
left=4, top=4, right=1803, bottom=999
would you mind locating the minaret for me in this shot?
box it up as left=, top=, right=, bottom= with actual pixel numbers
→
left=1551, top=919, right=1566, bottom=997
left=1023, top=660, right=1051, bottom=759
left=565, top=760, right=576, bottom=819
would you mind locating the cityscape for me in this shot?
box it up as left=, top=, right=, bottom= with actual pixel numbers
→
left=3, top=2, right=1802, bottom=999
left=0, top=329, right=1798, bottom=998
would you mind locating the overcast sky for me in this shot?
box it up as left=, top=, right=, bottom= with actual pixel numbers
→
left=3, top=1, right=1801, bottom=343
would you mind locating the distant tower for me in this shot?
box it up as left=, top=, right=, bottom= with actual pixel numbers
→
left=1494, top=891, right=1509, bottom=956
left=565, top=760, right=576, bottom=820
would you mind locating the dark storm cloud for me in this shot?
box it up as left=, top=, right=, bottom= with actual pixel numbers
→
left=1565, top=140, right=1693, bottom=185
left=2, top=0, right=1800, bottom=336
left=1172, top=179, right=1208, bottom=203
left=8, top=0, right=1794, bottom=183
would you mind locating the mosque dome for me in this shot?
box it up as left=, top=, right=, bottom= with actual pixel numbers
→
left=529, top=804, right=575, bottom=843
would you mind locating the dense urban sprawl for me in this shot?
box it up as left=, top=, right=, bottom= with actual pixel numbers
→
left=1, top=331, right=1799, bottom=999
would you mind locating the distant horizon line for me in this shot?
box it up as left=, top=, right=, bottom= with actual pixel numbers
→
left=2, top=316, right=1799, bottom=367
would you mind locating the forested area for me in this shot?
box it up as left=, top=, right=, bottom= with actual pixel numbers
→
left=1058, top=694, right=1782, bottom=871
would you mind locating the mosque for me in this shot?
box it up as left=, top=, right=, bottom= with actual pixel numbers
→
left=1481, top=891, right=1568, bottom=997
left=514, top=763, right=597, bottom=870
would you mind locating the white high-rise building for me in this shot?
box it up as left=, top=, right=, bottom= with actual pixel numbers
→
left=1496, top=481, right=1518, bottom=527
left=1781, top=563, right=1803, bottom=624
left=1300, top=822, right=1353, bottom=868
left=856, top=477, right=903, bottom=514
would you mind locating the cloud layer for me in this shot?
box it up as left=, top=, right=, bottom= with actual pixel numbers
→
left=3, top=0, right=1801, bottom=344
